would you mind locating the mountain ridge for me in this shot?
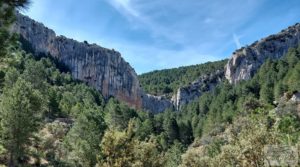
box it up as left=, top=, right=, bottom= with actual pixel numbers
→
left=13, top=12, right=300, bottom=113
left=13, top=12, right=146, bottom=108
left=225, top=23, right=300, bottom=84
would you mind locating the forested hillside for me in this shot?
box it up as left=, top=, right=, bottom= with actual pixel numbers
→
left=0, top=1, right=300, bottom=167
left=138, top=60, right=227, bottom=96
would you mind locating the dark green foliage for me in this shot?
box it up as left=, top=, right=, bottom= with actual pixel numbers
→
left=178, top=45, right=300, bottom=139
left=163, top=141, right=185, bottom=167
left=134, top=118, right=154, bottom=140
left=0, top=77, right=44, bottom=166
left=162, top=110, right=180, bottom=145
left=105, top=98, right=138, bottom=130
left=178, top=121, right=193, bottom=145
left=139, top=60, right=227, bottom=96
left=1, top=2, right=300, bottom=165
left=64, top=108, right=106, bottom=167
left=0, top=0, right=29, bottom=58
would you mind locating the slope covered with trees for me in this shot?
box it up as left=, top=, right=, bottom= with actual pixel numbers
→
left=0, top=1, right=300, bottom=166
left=138, top=60, right=227, bottom=96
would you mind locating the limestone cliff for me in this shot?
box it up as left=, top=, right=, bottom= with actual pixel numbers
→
left=141, top=69, right=224, bottom=111
left=16, top=12, right=300, bottom=113
left=225, top=23, right=300, bottom=84
left=13, top=13, right=144, bottom=108
left=171, top=70, right=224, bottom=110
left=142, top=94, right=174, bottom=113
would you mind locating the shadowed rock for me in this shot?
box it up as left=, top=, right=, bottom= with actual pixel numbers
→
left=225, top=23, right=300, bottom=84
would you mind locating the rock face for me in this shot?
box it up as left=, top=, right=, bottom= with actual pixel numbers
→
left=13, top=13, right=186, bottom=113
left=171, top=70, right=224, bottom=110
left=142, top=69, right=224, bottom=112
left=13, top=13, right=145, bottom=108
left=18, top=13, right=300, bottom=113
left=142, top=94, right=174, bottom=113
left=225, top=23, right=300, bottom=84
left=290, top=92, right=300, bottom=103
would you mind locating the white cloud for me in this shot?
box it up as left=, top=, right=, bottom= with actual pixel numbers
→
left=96, top=37, right=220, bottom=74
left=233, top=33, right=242, bottom=49
left=24, top=0, right=273, bottom=73
left=104, top=0, right=187, bottom=45
left=108, top=0, right=141, bottom=19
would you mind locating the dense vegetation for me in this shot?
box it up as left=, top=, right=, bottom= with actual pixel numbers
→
left=0, top=1, right=300, bottom=166
left=138, top=60, right=227, bottom=96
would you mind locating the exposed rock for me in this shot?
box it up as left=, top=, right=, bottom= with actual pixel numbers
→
left=12, top=12, right=181, bottom=113
left=12, top=12, right=145, bottom=108
left=225, top=23, right=300, bottom=84
left=172, top=70, right=224, bottom=110
left=274, top=92, right=300, bottom=118
left=290, top=92, right=300, bottom=103
left=142, top=94, right=174, bottom=113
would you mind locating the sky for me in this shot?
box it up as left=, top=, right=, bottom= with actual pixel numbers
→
left=22, top=0, right=300, bottom=74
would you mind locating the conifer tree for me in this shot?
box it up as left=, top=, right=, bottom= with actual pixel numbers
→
left=0, top=78, right=43, bottom=166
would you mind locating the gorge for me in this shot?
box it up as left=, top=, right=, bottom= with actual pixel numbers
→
left=13, top=12, right=300, bottom=113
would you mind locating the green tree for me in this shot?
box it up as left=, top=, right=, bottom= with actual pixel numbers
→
left=135, top=118, right=154, bottom=140
left=286, top=63, right=300, bottom=92
left=97, top=130, right=135, bottom=167
left=164, top=141, right=185, bottom=167
left=105, top=98, right=137, bottom=130
left=64, top=107, right=106, bottom=167
left=163, top=116, right=179, bottom=144
left=0, top=0, right=30, bottom=58
left=178, top=121, right=193, bottom=145
left=0, top=78, right=43, bottom=166
left=132, top=137, right=163, bottom=167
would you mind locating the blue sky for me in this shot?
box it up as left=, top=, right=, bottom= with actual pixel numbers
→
left=23, top=0, right=300, bottom=74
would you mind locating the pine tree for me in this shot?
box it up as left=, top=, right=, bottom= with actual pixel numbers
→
left=0, top=0, right=30, bottom=57
left=64, top=107, right=106, bottom=166
left=0, top=78, right=43, bottom=166
left=163, top=116, right=179, bottom=144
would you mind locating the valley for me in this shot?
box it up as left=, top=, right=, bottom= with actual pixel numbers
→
left=0, top=1, right=300, bottom=167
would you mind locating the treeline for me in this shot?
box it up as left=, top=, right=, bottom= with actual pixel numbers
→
left=0, top=50, right=189, bottom=166
left=175, top=44, right=300, bottom=166
left=179, top=45, right=300, bottom=138
left=138, top=60, right=227, bottom=97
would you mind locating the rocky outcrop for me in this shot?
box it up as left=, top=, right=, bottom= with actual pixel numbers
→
left=142, top=94, right=174, bottom=113
left=225, top=23, right=300, bottom=84
left=12, top=13, right=146, bottom=108
left=12, top=12, right=186, bottom=113
left=171, top=70, right=224, bottom=110
left=142, top=69, right=224, bottom=112
left=290, top=92, right=300, bottom=103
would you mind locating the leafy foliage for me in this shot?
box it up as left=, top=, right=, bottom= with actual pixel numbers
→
left=0, top=77, right=44, bottom=166
left=138, top=60, right=227, bottom=96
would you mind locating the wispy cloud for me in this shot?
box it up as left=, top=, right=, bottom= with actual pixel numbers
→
left=98, top=38, right=220, bottom=74
left=233, top=33, right=242, bottom=49
left=107, top=0, right=141, bottom=19
left=24, top=0, right=300, bottom=73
